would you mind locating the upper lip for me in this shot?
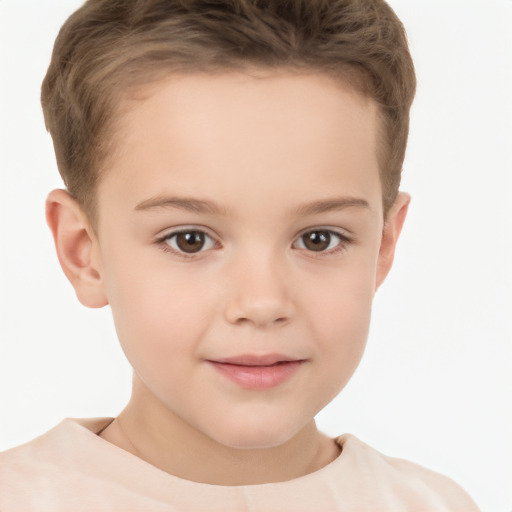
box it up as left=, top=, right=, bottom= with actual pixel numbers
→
left=207, top=354, right=305, bottom=367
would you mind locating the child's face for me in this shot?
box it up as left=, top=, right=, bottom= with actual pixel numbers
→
left=84, top=71, right=402, bottom=448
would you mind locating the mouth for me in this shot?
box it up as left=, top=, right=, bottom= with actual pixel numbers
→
left=209, top=353, right=304, bottom=367
left=206, top=354, right=307, bottom=389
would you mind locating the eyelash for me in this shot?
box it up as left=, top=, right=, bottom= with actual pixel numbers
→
left=155, top=228, right=219, bottom=260
left=155, top=227, right=353, bottom=259
left=293, top=229, right=352, bottom=257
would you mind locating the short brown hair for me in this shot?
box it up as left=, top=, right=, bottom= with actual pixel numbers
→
left=42, top=0, right=416, bottom=224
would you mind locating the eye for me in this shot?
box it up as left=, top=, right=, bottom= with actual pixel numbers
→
left=161, top=229, right=216, bottom=254
left=293, top=229, right=349, bottom=253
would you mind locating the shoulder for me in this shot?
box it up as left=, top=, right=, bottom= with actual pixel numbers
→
left=0, top=418, right=114, bottom=511
left=336, top=434, right=481, bottom=512
left=0, top=417, right=113, bottom=470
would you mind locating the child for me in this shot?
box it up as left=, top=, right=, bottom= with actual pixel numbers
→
left=0, top=0, right=482, bottom=510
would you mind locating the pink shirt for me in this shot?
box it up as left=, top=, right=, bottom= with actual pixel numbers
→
left=0, top=417, right=480, bottom=511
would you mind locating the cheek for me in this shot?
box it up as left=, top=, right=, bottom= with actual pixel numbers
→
left=306, top=247, right=376, bottom=332
left=102, top=252, right=215, bottom=372
left=301, top=254, right=376, bottom=386
left=310, top=283, right=372, bottom=366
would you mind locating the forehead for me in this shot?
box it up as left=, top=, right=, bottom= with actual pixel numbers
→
left=98, top=70, right=382, bottom=221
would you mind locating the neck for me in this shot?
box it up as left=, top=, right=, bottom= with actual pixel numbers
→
left=99, top=377, right=341, bottom=485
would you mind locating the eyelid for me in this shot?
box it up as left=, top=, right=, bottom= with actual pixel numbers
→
left=154, top=225, right=353, bottom=259
left=294, top=225, right=353, bottom=241
left=155, top=226, right=221, bottom=258
left=292, top=227, right=353, bottom=254
left=155, top=225, right=218, bottom=240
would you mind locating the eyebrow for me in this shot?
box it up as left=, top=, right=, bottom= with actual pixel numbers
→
left=135, top=196, right=230, bottom=215
left=293, top=197, right=370, bottom=216
left=134, top=195, right=370, bottom=216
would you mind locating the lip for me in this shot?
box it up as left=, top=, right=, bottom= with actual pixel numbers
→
left=206, top=354, right=306, bottom=390
left=210, top=353, right=303, bottom=366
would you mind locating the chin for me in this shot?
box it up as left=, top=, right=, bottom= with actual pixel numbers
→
left=207, top=416, right=303, bottom=450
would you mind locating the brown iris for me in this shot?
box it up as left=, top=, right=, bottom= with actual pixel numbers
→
left=302, top=230, right=332, bottom=251
left=175, top=231, right=206, bottom=253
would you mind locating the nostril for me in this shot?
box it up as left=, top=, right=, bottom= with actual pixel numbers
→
left=224, top=294, right=292, bottom=327
left=230, top=315, right=289, bottom=327
left=270, top=317, right=290, bottom=328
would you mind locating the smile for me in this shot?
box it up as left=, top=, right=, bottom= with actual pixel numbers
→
left=206, top=354, right=306, bottom=389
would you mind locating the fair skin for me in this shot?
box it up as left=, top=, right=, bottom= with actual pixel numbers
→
left=46, top=70, right=409, bottom=486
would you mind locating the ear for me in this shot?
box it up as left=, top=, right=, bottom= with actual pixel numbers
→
left=375, top=192, right=410, bottom=292
left=46, top=189, right=108, bottom=308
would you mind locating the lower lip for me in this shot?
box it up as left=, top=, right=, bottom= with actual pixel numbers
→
left=207, top=360, right=304, bottom=389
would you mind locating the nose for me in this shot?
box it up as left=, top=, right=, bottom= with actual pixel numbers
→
left=223, top=253, right=292, bottom=328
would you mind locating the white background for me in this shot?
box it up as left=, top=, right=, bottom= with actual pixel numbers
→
left=0, top=1, right=511, bottom=510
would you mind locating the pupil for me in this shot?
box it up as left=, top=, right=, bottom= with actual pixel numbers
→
left=176, top=232, right=205, bottom=253
left=304, top=231, right=330, bottom=251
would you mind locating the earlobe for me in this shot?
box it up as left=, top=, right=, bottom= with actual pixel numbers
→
left=375, top=192, right=410, bottom=292
left=46, top=189, right=108, bottom=308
